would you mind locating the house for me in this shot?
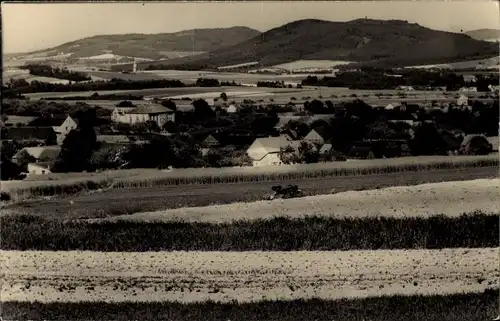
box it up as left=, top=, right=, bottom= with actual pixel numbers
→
left=303, top=127, right=331, bottom=145
left=246, top=135, right=291, bottom=166
left=13, top=146, right=61, bottom=163
left=348, top=146, right=377, bottom=160
left=3, top=127, right=57, bottom=145
left=385, top=103, right=401, bottom=110
left=486, top=136, right=499, bottom=152
left=463, top=75, right=477, bottom=83
left=53, top=116, right=79, bottom=144
left=226, top=104, right=238, bottom=113
left=319, top=143, right=333, bottom=154
left=396, top=86, right=414, bottom=91
left=27, top=162, right=53, bottom=175
left=201, top=134, right=220, bottom=148
left=111, top=103, right=175, bottom=127
left=96, top=135, right=131, bottom=145
left=28, top=115, right=79, bottom=145
left=3, top=115, right=38, bottom=127
left=459, top=87, right=477, bottom=92
left=457, top=95, right=469, bottom=106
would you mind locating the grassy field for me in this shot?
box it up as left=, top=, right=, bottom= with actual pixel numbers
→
left=2, top=155, right=497, bottom=200
left=1, top=211, right=498, bottom=251
left=3, top=290, right=499, bottom=321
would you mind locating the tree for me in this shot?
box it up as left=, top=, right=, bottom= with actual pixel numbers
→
left=279, top=145, right=299, bottom=164
left=192, top=99, right=215, bottom=120
left=14, top=149, right=36, bottom=171
left=162, top=120, right=177, bottom=133
left=161, top=99, right=177, bottom=112
left=410, top=123, right=447, bottom=155
left=298, top=141, right=320, bottom=164
left=117, top=100, right=136, bottom=107
left=145, top=120, right=160, bottom=133
left=220, top=92, right=228, bottom=101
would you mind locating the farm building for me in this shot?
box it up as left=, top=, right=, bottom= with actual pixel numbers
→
left=12, top=146, right=61, bottom=163
left=27, top=115, right=79, bottom=145
left=456, top=95, right=469, bottom=106
left=111, top=104, right=175, bottom=127
left=3, top=115, right=37, bottom=127
left=3, top=127, right=57, bottom=145
left=348, top=146, right=378, bottom=160
left=246, top=135, right=291, bottom=166
left=303, top=127, right=331, bottom=145
left=200, top=134, right=220, bottom=148
left=27, top=162, right=53, bottom=175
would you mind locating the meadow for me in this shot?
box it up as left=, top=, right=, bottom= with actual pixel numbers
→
left=3, top=290, right=499, bottom=321
left=2, top=155, right=497, bottom=201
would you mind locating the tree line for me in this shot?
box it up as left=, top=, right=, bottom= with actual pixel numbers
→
left=20, top=64, right=91, bottom=82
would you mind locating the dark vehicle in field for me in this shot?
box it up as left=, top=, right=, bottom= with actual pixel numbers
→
left=265, top=184, right=305, bottom=200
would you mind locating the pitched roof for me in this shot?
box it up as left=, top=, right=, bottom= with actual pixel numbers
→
left=96, top=135, right=131, bottom=144
left=28, top=115, right=67, bottom=127
left=348, top=146, right=376, bottom=159
left=310, top=126, right=331, bottom=141
left=319, top=143, right=333, bottom=153
left=4, top=126, right=56, bottom=141
left=4, top=115, right=38, bottom=126
left=15, top=146, right=61, bottom=161
left=126, top=104, right=174, bottom=114
left=247, top=135, right=291, bottom=160
left=461, top=134, right=488, bottom=147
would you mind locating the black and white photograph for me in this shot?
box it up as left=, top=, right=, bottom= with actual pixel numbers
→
left=1, top=1, right=499, bottom=320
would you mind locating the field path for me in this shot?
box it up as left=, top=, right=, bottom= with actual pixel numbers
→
left=2, top=248, right=498, bottom=303
left=4, top=166, right=498, bottom=219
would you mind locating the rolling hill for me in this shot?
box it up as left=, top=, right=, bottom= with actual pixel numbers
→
left=126, top=19, right=499, bottom=71
left=465, top=29, right=500, bottom=42
left=9, top=27, right=261, bottom=62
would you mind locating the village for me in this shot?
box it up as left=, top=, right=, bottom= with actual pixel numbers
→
left=1, top=77, right=498, bottom=179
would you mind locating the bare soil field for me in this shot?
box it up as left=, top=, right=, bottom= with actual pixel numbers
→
left=1, top=248, right=498, bottom=303
left=95, top=178, right=500, bottom=223
left=3, top=167, right=497, bottom=220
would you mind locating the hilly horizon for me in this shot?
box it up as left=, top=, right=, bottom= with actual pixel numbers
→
left=465, top=28, right=500, bottom=42
left=7, top=26, right=261, bottom=61
left=125, top=19, right=499, bottom=71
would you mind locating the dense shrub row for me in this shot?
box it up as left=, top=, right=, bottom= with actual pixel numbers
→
left=2, top=289, right=498, bottom=321
left=1, top=212, right=497, bottom=251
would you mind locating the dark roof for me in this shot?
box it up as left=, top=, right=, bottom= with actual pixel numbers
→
left=348, top=146, right=378, bottom=159
left=312, top=126, right=332, bottom=140
left=28, top=116, right=67, bottom=127
left=4, top=127, right=57, bottom=141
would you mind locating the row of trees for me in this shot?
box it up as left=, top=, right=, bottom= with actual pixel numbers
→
left=302, top=71, right=498, bottom=91
left=21, top=64, right=91, bottom=82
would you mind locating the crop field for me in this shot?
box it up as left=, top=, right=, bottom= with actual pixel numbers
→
left=91, top=179, right=500, bottom=224
left=2, top=178, right=499, bottom=319
left=2, top=155, right=497, bottom=197
left=2, top=290, right=499, bottom=321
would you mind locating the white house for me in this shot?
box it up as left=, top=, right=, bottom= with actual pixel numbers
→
left=27, top=162, right=53, bottom=175
left=457, top=95, right=469, bottom=106
left=246, top=135, right=291, bottom=167
left=111, top=103, right=175, bottom=127
left=226, top=104, right=238, bottom=113
left=53, top=116, right=79, bottom=145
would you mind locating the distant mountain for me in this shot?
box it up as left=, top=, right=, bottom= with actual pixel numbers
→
left=465, top=29, right=500, bottom=42
left=10, top=27, right=261, bottom=61
left=129, top=19, right=499, bottom=71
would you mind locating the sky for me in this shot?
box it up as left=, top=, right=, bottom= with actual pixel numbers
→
left=2, top=1, right=500, bottom=54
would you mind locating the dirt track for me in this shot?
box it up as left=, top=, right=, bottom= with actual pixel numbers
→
left=2, top=248, right=498, bottom=303
left=5, top=167, right=498, bottom=219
